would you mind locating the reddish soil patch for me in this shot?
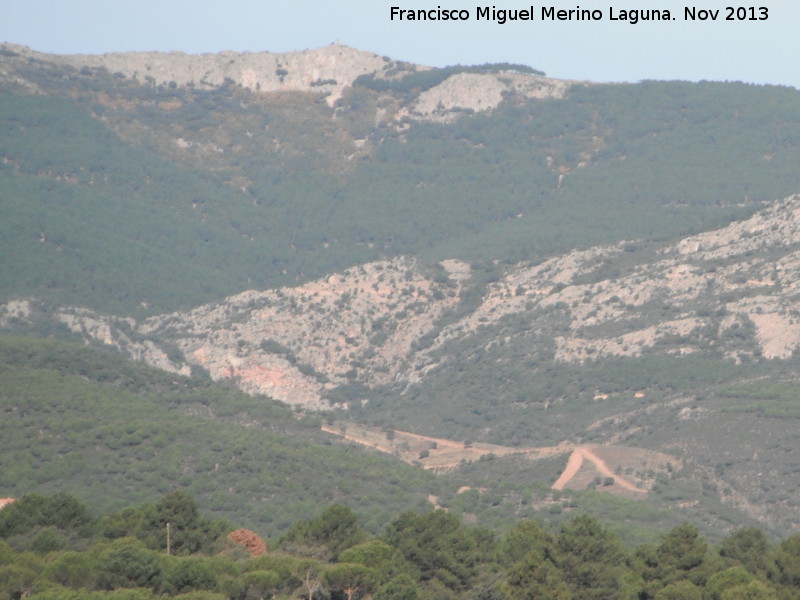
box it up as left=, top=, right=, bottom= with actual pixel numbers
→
left=236, top=364, right=287, bottom=387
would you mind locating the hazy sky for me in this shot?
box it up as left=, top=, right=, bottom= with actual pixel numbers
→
left=2, top=0, right=798, bottom=88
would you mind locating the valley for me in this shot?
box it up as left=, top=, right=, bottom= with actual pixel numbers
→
left=3, top=41, right=800, bottom=546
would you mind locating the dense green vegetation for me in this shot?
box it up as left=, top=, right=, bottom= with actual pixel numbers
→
left=0, top=335, right=438, bottom=535
left=1, top=490, right=799, bottom=600
left=0, top=333, right=780, bottom=546
left=0, top=92, right=312, bottom=315
left=347, top=339, right=790, bottom=446
left=718, top=381, right=800, bottom=418
left=4, top=55, right=800, bottom=316
left=5, top=49, right=800, bottom=565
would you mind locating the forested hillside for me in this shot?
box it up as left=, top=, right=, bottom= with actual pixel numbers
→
left=0, top=334, right=741, bottom=547
left=0, top=335, right=440, bottom=535
left=3, top=44, right=800, bottom=315
left=4, top=42, right=800, bottom=564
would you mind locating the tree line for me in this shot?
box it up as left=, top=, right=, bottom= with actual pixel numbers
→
left=1, top=490, right=799, bottom=600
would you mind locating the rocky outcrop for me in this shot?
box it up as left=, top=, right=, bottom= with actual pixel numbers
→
left=134, top=257, right=463, bottom=408
left=411, top=71, right=571, bottom=121
left=8, top=195, right=800, bottom=409
left=1, top=42, right=388, bottom=105
left=0, top=42, right=572, bottom=116
left=419, top=195, right=800, bottom=364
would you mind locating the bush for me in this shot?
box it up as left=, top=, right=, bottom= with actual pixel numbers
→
left=167, top=558, right=218, bottom=594
left=95, top=541, right=163, bottom=591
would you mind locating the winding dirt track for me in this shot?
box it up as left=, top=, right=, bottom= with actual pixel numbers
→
left=551, top=446, right=647, bottom=494
left=551, top=448, right=585, bottom=491
left=322, top=422, right=650, bottom=495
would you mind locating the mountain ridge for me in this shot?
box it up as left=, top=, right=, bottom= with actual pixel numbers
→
left=1, top=41, right=566, bottom=119
left=2, top=42, right=390, bottom=103
left=4, top=44, right=800, bottom=316
left=7, top=193, right=800, bottom=533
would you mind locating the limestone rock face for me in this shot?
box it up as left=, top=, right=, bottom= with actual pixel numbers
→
left=2, top=42, right=388, bottom=105
left=411, top=71, right=571, bottom=121
left=0, top=42, right=572, bottom=115
left=14, top=194, right=800, bottom=411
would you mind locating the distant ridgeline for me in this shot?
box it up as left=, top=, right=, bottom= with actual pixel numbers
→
left=2, top=44, right=800, bottom=316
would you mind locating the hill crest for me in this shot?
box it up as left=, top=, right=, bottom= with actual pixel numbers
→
left=0, top=42, right=565, bottom=116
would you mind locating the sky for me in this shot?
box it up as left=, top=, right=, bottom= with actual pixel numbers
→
left=1, top=0, right=798, bottom=89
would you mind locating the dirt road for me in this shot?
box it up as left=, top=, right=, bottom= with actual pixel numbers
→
left=551, top=446, right=647, bottom=494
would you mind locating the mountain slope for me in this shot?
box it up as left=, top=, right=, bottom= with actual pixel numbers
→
left=36, top=194, right=800, bottom=408
left=4, top=44, right=800, bottom=316
left=9, top=194, right=800, bottom=536
left=0, top=334, right=766, bottom=544
left=0, top=335, right=439, bottom=535
left=5, top=44, right=800, bottom=539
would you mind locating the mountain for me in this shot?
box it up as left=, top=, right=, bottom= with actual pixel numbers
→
left=4, top=42, right=800, bottom=315
left=4, top=43, right=800, bottom=540
left=9, top=192, right=800, bottom=536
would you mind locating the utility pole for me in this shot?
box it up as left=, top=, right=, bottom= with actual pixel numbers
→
left=166, top=522, right=171, bottom=555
